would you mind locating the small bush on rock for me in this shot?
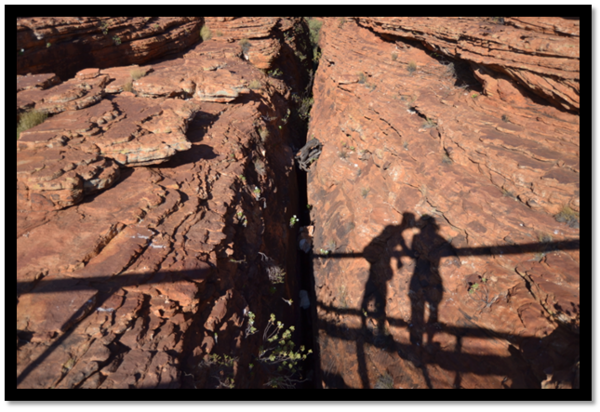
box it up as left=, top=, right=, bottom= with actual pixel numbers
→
left=200, top=25, right=212, bottom=41
left=17, top=110, right=48, bottom=139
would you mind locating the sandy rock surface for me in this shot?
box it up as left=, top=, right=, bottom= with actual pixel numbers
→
left=15, top=16, right=580, bottom=391
left=16, top=17, right=312, bottom=389
left=307, top=17, right=579, bottom=389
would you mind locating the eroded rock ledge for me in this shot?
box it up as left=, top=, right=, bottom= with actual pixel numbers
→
left=17, top=17, right=312, bottom=389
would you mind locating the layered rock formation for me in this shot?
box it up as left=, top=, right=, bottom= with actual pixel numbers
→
left=16, top=17, right=315, bottom=389
left=17, top=17, right=203, bottom=80
left=15, top=16, right=580, bottom=391
left=306, top=17, right=579, bottom=389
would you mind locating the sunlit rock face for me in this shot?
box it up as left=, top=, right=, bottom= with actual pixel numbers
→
left=307, top=17, right=579, bottom=389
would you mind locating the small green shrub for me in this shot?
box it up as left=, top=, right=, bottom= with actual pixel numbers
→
left=555, top=205, right=579, bottom=228
left=298, top=97, right=313, bottom=120
left=407, top=61, right=417, bottom=74
left=17, top=110, right=48, bottom=139
left=289, top=215, right=299, bottom=227
left=248, top=79, right=262, bottom=90
left=46, top=42, right=51, bottom=48
left=112, top=35, right=121, bottom=46
left=361, top=188, right=370, bottom=198
left=259, top=313, right=312, bottom=389
left=306, top=17, right=323, bottom=46
left=391, top=52, right=398, bottom=61
left=239, top=38, right=251, bottom=54
left=357, top=72, right=366, bottom=84
left=374, top=373, right=394, bottom=389
left=200, top=25, right=212, bottom=41
left=267, top=266, right=286, bottom=284
left=267, top=68, right=283, bottom=78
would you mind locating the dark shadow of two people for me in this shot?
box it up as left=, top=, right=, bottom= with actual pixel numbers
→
left=358, top=212, right=448, bottom=386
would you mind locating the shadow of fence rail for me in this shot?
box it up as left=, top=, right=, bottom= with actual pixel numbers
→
left=16, top=234, right=579, bottom=388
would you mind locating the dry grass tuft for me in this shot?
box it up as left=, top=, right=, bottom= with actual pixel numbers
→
left=17, top=110, right=48, bottom=139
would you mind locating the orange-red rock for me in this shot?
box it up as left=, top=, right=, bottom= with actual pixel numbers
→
left=17, top=17, right=311, bottom=390
left=17, top=17, right=203, bottom=80
left=307, top=17, right=579, bottom=389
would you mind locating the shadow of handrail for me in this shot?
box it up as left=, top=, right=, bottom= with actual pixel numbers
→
left=312, top=239, right=579, bottom=259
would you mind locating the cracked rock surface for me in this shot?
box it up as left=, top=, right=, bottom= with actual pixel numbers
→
left=307, top=17, right=579, bottom=389
left=17, top=16, right=310, bottom=389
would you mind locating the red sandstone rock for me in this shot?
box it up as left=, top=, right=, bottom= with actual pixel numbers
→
left=356, top=17, right=580, bottom=112
left=17, top=17, right=203, bottom=80
left=307, top=17, right=579, bottom=389
left=17, top=17, right=307, bottom=390
left=16, top=16, right=580, bottom=392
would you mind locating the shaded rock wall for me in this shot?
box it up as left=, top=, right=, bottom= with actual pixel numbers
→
left=306, top=17, right=579, bottom=389
left=16, top=17, right=314, bottom=389
left=17, top=17, right=203, bottom=81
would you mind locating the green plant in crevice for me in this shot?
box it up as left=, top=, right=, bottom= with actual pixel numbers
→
left=200, top=353, right=237, bottom=389
left=245, top=311, right=258, bottom=337
left=267, top=266, right=286, bottom=285
left=298, top=97, right=314, bottom=121
left=305, top=17, right=323, bottom=47
left=236, top=210, right=248, bottom=227
left=100, top=20, right=109, bottom=35
left=112, top=35, right=121, bottom=46
left=252, top=186, right=261, bottom=200
left=289, top=215, right=299, bottom=227
left=267, top=68, right=283, bottom=78
left=259, top=313, right=313, bottom=389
